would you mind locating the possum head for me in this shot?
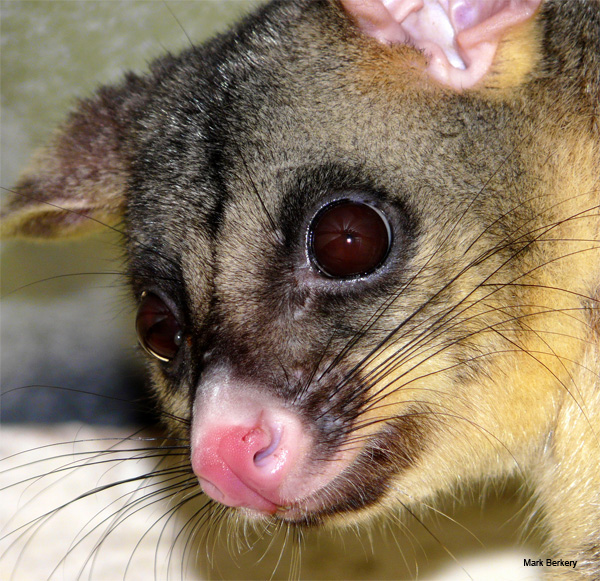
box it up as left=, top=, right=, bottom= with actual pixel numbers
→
left=3, top=0, right=599, bottom=531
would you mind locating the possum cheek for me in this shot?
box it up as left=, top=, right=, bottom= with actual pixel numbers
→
left=189, top=370, right=356, bottom=516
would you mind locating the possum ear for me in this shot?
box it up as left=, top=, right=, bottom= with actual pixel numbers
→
left=340, top=0, right=542, bottom=90
left=2, top=81, right=141, bottom=240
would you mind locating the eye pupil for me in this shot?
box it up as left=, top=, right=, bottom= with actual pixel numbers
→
left=135, top=292, right=182, bottom=362
left=310, top=201, right=392, bottom=278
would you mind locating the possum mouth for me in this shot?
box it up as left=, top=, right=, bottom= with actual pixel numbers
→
left=270, top=412, right=427, bottom=526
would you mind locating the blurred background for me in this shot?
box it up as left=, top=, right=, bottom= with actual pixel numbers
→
left=1, top=2, right=543, bottom=579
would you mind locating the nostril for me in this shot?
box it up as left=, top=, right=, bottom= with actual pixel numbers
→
left=253, top=426, right=282, bottom=467
left=191, top=394, right=310, bottom=513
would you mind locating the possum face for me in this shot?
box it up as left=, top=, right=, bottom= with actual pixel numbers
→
left=3, top=0, right=599, bottom=535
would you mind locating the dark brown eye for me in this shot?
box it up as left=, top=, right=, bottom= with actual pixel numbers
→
left=135, top=292, right=182, bottom=362
left=310, top=201, right=392, bottom=278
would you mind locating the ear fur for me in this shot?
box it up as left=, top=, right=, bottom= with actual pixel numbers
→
left=339, top=0, right=542, bottom=90
left=2, top=78, right=143, bottom=240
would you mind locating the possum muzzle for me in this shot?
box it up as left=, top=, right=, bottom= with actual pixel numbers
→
left=189, top=368, right=357, bottom=519
left=188, top=360, right=424, bottom=524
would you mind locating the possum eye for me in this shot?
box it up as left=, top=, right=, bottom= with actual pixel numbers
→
left=309, top=200, right=392, bottom=278
left=136, top=292, right=183, bottom=362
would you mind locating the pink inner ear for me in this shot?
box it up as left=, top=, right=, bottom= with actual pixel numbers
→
left=340, top=0, right=542, bottom=90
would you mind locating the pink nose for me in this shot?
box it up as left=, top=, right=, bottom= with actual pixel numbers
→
left=191, top=413, right=299, bottom=513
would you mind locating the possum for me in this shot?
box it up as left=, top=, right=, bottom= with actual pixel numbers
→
left=1, top=0, right=599, bottom=579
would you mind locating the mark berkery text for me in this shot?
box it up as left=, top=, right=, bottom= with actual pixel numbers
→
left=524, top=559, right=577, bottom=569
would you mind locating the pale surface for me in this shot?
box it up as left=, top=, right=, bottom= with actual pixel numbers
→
left=1, top=425, right=543, bottom=580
